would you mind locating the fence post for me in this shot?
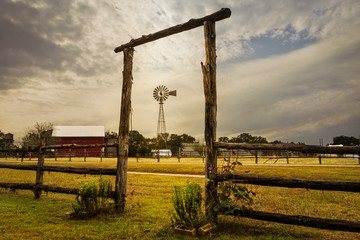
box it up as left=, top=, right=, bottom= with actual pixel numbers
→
left=202, top=20, right=218, bottom=223
left=115, top=47, right=134, bottom=213
left=35, top=139, right=45, bottom=199
left=84, top=148, right=87, bottom=162
left=29, top=152, right=32, bottom=161
left=202, top=147, right=205, bottom=163
left=255, top=151, right=258, bottom=164
left=319, top=156, right=322, bottom=165
left=178, top=147, right=181, bottom=163
left=157, top=149, right=160, bottom=162
left=100, top=150, right=103, bottom=162
left=286, top=152, right=289, bottom=164
left=69, top=149, right=72, bottom=162
left=17, top=152, right=19, bottom=161
left=21, top=150, right=24, bottom=162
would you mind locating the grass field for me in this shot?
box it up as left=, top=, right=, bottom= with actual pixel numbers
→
left=0, top=157, right=360, bottom=239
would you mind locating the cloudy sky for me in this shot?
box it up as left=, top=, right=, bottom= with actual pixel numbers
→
left=1, top=0, right=359, bottom=145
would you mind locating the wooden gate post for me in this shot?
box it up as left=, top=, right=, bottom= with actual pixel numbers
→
left=35, top=138, right=45, bottom=199
left=202, top=20, right=218, bottom=223
left=115, top=47, right=134, bottom=212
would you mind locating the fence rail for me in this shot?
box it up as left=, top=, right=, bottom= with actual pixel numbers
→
left=1, top=142, right=360, bottom=232
left=213, top=141, right=360, bottom=233
left=215, top=173, right=360, bottom=192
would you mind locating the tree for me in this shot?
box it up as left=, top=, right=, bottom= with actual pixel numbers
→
left=105, top=130, right=118, bottom=138
left=129, top=130, right=149, bottom=157
left=228, top=133, right=268, bottom=144
left=218, top=136, right=229, bottom=142
left=333, top=135, right=360, bottom=146
left=179, top=134, right=195, bottom=143
left=22, top=122, right=54, bottom=148
left=165, top=133, right=196, bottom=154
left=0, top=130, right=5, bottom=148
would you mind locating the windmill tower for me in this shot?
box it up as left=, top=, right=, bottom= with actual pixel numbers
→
left=153, top=85, right=176, bottom=139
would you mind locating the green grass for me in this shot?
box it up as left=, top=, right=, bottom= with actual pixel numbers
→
left=0, top=158, right=360, bottom=239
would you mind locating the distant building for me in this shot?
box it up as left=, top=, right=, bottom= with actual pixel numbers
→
left=52, top=126, right=105, bottom=157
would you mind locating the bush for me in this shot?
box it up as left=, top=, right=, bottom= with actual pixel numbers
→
left=72, top=176, right=113, bottom=218
left=169, top=181, right=207, bottom=228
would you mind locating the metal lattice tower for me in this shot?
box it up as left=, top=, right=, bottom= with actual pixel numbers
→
left=157, top=102, right=166, bottom=136
left=153, top=85, right=176, bottom=137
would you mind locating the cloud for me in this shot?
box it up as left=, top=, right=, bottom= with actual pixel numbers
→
left=217, top=28, right=360, bottom=143
left=0, top=0, right=359, bottom=145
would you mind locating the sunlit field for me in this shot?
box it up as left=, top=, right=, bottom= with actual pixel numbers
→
left=2, top=155, right=359, bottom=165
left=0, top=157, right=359, bottom=239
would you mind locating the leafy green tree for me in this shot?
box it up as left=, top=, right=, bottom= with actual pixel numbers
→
left=333, top=135, right=360, bottom=146
left=105, top=130, right=118, bottom=138
left=0, top=131, right=5, bottom=148
left=218, top=136, right=229, bottom=142
left=228, top=133, right=268, bottom=144
left=22, top=122, right=54, bottom=147
left=129, top=130, right=149, bottom=157
left=167, top=133, right=196, bottom=154
left=179, top=134, right=195, bottom=143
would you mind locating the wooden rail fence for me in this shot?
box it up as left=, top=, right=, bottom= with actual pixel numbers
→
left=213, top=142, right=360, bottom=232
left=0, top=143, right=118, bottom=199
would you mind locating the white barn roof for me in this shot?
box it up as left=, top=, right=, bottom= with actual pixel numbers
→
left=52, top=126, right=105, bottom=137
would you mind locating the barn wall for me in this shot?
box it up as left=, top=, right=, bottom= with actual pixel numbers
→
left=54, top=137, right=105, bottom=156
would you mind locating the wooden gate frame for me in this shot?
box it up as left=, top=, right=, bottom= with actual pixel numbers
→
left=113, top=8, right=231, bottom=217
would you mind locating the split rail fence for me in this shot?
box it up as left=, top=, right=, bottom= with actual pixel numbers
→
left=1, top=7, right=360, bottom=234
left=0, top=143, right=118, bottom=198
left=213, top=142, right=360, bottom=232
left=0, top=142, right=360, bottom=232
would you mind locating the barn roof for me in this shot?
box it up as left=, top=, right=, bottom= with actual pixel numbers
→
left=52, top=126, right=105, bottom=137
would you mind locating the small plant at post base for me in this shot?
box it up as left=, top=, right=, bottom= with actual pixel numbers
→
left=71, top=176, right=113, bottom=218
left=169, top=181, right=207, bottom=229
left=214, top=158, right=255, bottom=215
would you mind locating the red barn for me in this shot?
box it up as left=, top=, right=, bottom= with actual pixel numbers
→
left=52, top=126, right=105, bottom=157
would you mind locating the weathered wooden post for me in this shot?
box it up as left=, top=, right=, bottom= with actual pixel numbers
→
left=115, top=47, right=134, bottom=212
left=35, top=138, right=45, bottom=199
left=84, top=148, right=87, bottom=162
left=178, top=147, right=181, bottom=163
left=202, top=20, right=218, bottom=223
left=112, top=7, right=231, bottom=215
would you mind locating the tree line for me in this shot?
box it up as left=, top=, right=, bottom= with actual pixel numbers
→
left=1, top=122, right=359, bottom=154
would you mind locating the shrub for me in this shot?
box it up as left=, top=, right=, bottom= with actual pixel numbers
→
left=214, top=159, right=254, bottom=215
left=72, top=176, right=113, bottom=218
left=169, top=181, right=207, bottom=228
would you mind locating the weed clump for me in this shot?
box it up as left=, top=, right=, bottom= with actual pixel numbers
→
left=71, top=176, right=113, bottom=218
left=169, top=181, right=207, bottom=228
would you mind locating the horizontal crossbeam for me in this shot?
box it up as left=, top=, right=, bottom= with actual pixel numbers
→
left=114, top=8, right=231, bottom=53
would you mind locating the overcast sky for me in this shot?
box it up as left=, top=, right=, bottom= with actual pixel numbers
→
left=1, top=0, right=359, bottom=145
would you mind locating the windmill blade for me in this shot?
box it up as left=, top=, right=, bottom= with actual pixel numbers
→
left=169, top=90, right=177, bottom=96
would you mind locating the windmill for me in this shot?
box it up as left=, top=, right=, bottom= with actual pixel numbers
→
left=153, top=85, right=176, bottom=139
